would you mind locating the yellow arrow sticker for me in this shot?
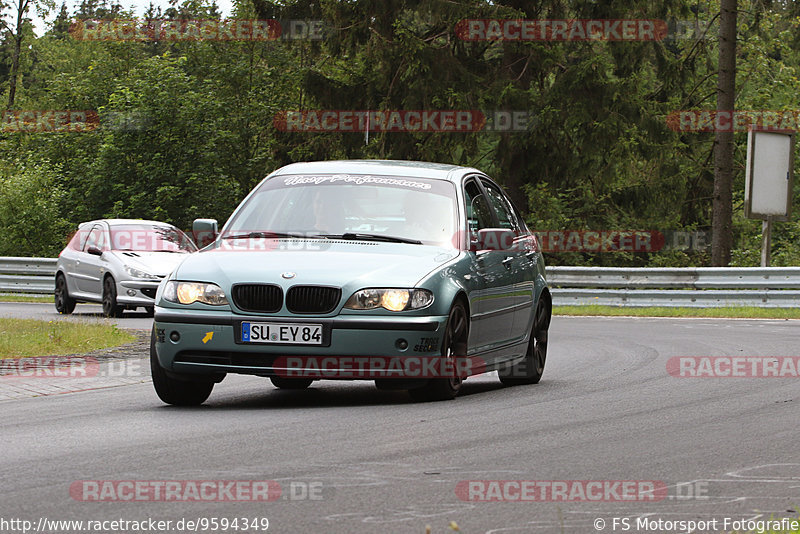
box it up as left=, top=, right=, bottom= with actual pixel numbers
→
left=202, top=332, right=214, bottom=344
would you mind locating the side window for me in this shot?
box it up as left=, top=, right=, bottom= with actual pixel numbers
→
left=68, top=226, right=90, bottom=250
left=83, top=225, right=106, bottom=252
left=464, top=180, right=493, bottom=233
left=482, top=181, right=520, bottom=233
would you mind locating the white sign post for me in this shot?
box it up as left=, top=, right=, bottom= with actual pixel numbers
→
left=744, top=129, right=794, bottom=267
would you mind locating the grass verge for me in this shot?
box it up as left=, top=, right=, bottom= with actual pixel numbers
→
left=0, top=318, right=135, bottom=359
left=0, top=294, right=53, bottom=303
left=553, top=305, right=800, bottom=319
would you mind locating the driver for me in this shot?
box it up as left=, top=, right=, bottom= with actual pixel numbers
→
left=312, top=189, right=344, bottom=233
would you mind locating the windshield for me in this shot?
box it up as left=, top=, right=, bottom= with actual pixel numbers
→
left=109, top=224, right=198, bottom=253
left=223, top=174, right=458, bottom=248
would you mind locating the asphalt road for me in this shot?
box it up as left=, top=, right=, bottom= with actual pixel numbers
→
left=1, top=311, right=800, bottom=534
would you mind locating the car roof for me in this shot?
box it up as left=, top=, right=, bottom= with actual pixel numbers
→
left=270, top=160, right=483, bottom=182
left=79, top=219, right=178, bottom=228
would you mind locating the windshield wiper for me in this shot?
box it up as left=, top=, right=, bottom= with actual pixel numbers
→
left=223, top=231, right=309, bottom=240
left=116, top=248, right=185, bottom=253
left=329, top=233, right=422, bottom=245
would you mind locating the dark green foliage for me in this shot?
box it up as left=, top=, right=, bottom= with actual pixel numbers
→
left=0, top=0, right=799, bottom=265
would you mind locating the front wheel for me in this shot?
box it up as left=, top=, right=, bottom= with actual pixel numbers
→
left=102, top=276, right=124, bottom=318
left=150, top=330, right=214, bottom=406
left=408, top=301, right=469, bottom=402
left=54, top=274, right=76, bottom=315
left=499, top=296, right=550, bottom=386
left=270, top=377, right=313, bottom=389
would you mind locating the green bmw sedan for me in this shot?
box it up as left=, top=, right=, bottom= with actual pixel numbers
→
left=151, top=160, right=551, bottom=405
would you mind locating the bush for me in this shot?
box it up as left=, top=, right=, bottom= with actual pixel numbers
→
left=0, top=159, right=72, bottom=257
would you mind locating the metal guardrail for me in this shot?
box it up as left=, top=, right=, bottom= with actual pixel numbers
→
left=550, top=288, right=800, bottom=307
left=2, top=257, right=800, bottom=307
left=547, top=266, right=800, bottom=307
left=0, top=257, right=57, bottom=294
left=546, top=266, right=800, bottom=289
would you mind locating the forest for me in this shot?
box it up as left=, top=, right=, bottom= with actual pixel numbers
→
left=2, top=0, right=800, bottom=266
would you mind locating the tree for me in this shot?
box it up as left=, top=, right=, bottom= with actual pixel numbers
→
left=1, top=0, right=52, bottom=108
left=0, top=158, right=71, bottom=256
left=711, top=0, right=737, bottom=266
left=48, top=3, right=71, bottom=39
left=1, top=0, right=798, bottom=264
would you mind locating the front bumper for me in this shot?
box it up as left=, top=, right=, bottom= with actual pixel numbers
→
left=153, top=311, right=449, bottom=380
left=115, top=280, right=161, bottom=306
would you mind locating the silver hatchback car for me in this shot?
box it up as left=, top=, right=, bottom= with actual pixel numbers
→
left=55, top=219, right=197, bottom=317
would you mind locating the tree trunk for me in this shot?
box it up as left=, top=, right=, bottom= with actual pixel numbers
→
left=7, top=35, right=23, bottom=109
left=711, top=0, right=737, bottom=266
left=6, top=0, right=30, bottom=110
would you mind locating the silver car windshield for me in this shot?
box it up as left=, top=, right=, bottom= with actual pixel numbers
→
left=109, top=224, right=198, bottom=253
left=223, top=174, right=458, bottom=248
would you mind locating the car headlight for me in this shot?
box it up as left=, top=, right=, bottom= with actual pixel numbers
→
left=163, top=281, right=228, bottom=306
left=124, top=266, right=160, bottom=279
left=344, top=289, right=434, bottom=312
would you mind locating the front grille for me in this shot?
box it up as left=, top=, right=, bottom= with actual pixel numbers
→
left=232, top=284, right=283, bottom=313
left=141, top=287, right=157, bottom=299
left=286, top=286, right=341, bottom=314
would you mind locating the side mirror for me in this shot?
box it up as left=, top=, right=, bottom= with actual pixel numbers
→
left=192, top=218, right=218, bottom=248
left=469, top=232, right=480, bottom=252
left=474, top=228, right=516, bottom=252
left=86, top=246, right=103, bottom=256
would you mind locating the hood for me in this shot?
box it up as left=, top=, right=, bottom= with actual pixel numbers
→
left=173, top=239, right=460, bottom=289
left=112, top=251, right=192, bottom=277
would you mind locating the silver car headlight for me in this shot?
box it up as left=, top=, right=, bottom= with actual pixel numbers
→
left=163, top=281, right=229, bottom=306
left=344, top=289, right=434, bottom=312
left=124, top=266, right=160, bottom=280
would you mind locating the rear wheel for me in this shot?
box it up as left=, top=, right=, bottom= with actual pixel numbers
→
left=150, top=330, right=214, bottom=406
left=270, top=377, right=313, bottom=389
left=54, top=274, right=76, bottom=315
left=499, top=296, right=550, bottom=386
left=408, top=301, right=469, bottom=402
left=102, top=276, right=124, bottom=318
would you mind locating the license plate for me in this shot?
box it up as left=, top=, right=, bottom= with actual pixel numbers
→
left=241, top=322, right=323, bottom=345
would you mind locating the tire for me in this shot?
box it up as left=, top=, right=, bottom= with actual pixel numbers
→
left=102, top=276, right=124, bottom=318
left=408, top=301, right=469, bottom=402
left=54, top=274, right=76, bottom=315
left=270, top=377, right=313, bottom=389
left=499, top=296, right=551, bottom=386
left=150, top=329, right=214, bottom=406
